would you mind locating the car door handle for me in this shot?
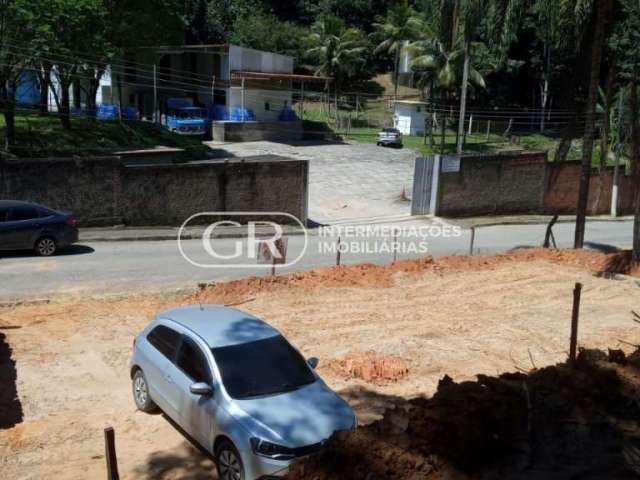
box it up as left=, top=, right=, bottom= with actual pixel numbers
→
left=165, top=374, right=173, bottom=384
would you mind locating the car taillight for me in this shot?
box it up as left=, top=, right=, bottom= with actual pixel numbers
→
left=65, top=217, right=78, bottom=226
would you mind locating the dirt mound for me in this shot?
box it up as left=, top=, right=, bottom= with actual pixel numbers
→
left=191, top=249, right=638, bottom=305
left=333, top=351, right=409, bottom=383
left=286, top=348, right=640, bottom=480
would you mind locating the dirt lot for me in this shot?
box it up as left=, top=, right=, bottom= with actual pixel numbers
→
left=1, top=249, right=640, bottom=479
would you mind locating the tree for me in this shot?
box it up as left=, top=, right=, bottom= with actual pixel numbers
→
left=305, top=14, right=369, bottom=92
left=371, top=0, right=425, bottom=98
left=454, top=0, right=526, bottom=153
left=611, top=0, right=640, bottom=261
left=573, top=0, right=614, bottom=248
left=0, top=0, right=36, bottom=147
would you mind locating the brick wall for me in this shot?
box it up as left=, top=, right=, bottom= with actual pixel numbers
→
left=543, top=161, right=635, bottom=215
left=0, top=155, right=308, bottom=226
left=437, top=151, right=548, bottom=216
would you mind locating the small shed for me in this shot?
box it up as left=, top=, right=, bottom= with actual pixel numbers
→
left=393, top=100, right=427, bottom=136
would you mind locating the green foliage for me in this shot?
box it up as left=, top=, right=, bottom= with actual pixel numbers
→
left=229, top=11, right=310, bottom=61
left=0, top=112, right=209, bottom=158
left=305, top=14, right=371, bottom=88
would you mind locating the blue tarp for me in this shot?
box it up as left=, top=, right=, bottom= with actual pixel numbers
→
left=279, top=108, right=299, bottom=121
left=97, top=104, right=119, bottom=120
left=15, top=71, right=40, bottom=106
left=208, top=105, right=256, bottom=121
left=122, top=106, right=139, bottom=120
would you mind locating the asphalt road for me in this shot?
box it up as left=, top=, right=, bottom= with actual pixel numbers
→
left=0, top=220, right=633, bottom=302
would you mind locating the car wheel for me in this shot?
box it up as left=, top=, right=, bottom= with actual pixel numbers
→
left=35, top=237, right=57, bottom=256
left=132, top=369, right=157, bottom=413
left=216, top=440, right=245, bottom=480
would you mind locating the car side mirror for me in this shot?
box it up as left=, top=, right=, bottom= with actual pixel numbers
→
left=307, top=357, right=319, bottom=369
left=190, top=382, right=213, bottom=396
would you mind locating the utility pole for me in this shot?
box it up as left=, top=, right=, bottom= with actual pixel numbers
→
left=241, top=77, right=245, bottom=122
left=153, top=64, right=158, bottom=124
left=611, top=92, right=623, bottom=217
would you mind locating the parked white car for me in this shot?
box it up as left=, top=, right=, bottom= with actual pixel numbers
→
left=376, top=127, right=403, bottom=148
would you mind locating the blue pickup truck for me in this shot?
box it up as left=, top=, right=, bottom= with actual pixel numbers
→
left=162, top=98, right=207, bottom=135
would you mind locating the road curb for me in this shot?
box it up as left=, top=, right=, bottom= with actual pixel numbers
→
left=80, top=228, right=309, bottom=242
left=445, top=216, right=634, bottom=229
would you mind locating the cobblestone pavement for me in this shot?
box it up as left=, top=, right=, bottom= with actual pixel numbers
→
left=206, top=140, right=418, bottom=224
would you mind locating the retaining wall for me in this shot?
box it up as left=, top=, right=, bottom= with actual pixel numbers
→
left=0, top=155, right=308, bottom=226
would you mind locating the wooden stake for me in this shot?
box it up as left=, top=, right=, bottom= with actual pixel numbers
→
left=393, top=232, right=398, bottom=262
left=543, top=214, right=559, bottom=248
left=569, top=282, right=583, bottom=365
left=336, top=236, right=342, bottom=266
left=104, top=427, right=119, bottom=480
left=469, top=226, right=476, bottom=256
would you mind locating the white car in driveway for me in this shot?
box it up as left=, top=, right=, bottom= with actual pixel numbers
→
left=376, top=127, right=403, bottom=148
left=130, top=305, right=356, bottom=480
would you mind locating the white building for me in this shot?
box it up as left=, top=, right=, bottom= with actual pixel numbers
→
left=42, top=44, right=312, bottom=123
left=393, top=100, right=428, bottom=136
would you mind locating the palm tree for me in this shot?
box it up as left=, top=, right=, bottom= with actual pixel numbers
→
left=409, top=37, right=486, bottom=150
left=371, top=0, right=425, bottom=98
left=454, top=0, right=526, bottom=154
left=306, top=15, right=368, bottom=116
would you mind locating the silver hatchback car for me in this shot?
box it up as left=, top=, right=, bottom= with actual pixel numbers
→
left=130, top=305, right=356, bottom=480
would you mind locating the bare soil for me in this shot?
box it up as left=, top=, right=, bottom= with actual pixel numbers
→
left=0, top=249, right=639, bottom=479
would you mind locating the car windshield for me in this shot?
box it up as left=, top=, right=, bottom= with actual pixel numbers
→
left=172, top=108, right=202, bottom=119
left=382, top=128, right=398, bottom=133
left=211, top=335, right=316, bottom=399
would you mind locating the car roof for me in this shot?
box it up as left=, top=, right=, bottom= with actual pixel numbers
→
left=0, top=200, right=45, bottom=209
left=158, top=304, right=280, bottom=348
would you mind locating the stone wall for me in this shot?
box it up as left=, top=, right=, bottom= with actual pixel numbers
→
left=0, top=155, right=308, bottom=226
left=211, top=121, right=303, bottom=142
left=437, top=151, right=548, bottom=216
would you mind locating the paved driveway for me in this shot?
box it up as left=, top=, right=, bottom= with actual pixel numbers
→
left=207, top=141, right=417, bottom=224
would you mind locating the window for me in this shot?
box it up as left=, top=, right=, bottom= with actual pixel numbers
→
left=265, top=101, right=270, bottom=111
left=416, top=106, right=422, bottom=113
left=147, top=325, right=180, bottom=361
left=8, top=206, right=40, bottom=221
left=212, top=335, right=315, bottom=399
left=177, top=337, right=210, bottom=383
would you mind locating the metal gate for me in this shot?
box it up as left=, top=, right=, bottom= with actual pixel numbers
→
left=411, top=155, right=439, bottom=215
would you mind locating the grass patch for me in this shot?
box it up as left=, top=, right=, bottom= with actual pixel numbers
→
left=299, top=101, right=608, bottom=162
left=0, top=112, right=210, bottom=158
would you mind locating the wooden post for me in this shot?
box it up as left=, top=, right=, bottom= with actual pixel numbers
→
left=271, top=257, right=276, bottom=276
left=300, top=80, right=304, bottom=119
left=468, top=114, right=473, bottom=135
left=486, top=120, right=491, bottom=141
left=393, top=231, right=399, bottom=262
left=336, top=236, right=342, bottom=266
left=543, top=214, right=559, bottom=248
left=569, top=282, right=583, bottom=365
left=469, top=226, right=476, bottom=256
left=104, top=427, right=119, bottom=480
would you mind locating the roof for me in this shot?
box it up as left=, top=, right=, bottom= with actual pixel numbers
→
left=394, top=99, right=428, bottom=105
left=0, top=200, right=41, bottom=208
left=158, top=304, right=280, bottom=348
left=231, top=71, right=333, bottom=82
